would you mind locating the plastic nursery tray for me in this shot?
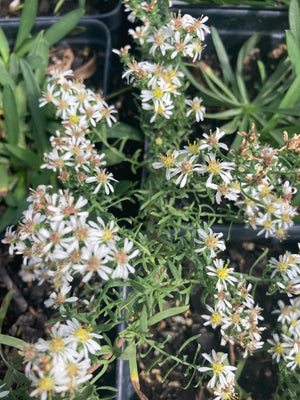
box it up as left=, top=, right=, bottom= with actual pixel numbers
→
left=0, top=18, right=112, bottom=95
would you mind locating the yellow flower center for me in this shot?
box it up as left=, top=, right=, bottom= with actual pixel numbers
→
left=272, top=343, right=283, bottom=355
left=211, top=311, right=222, bottom=326
left=70, top=114, right=79, bottom=125
left=153, top=88, right=163, bottom=99
left=66, top=361, right=79, bottom=377
left=263, top=220, right=272, bottom=229
left=97, top=171, right=108, bottom=184
left=295, top=352, right=300, bottom=365
left=212, top=360, right=224, bottom=375
left=50, top=338, right=65, bottom=353
left=102, top=226, right=115, bottom=242
left=37, top=376, right=55, bottom=393
left=160, top=153, right=175, bottom=168
left=188, top=140, right=199, bottom=154
left=276, top=261, right=288, bottom=272
left=217, top=265, right=229, bottom=280
left=207, top=159, right=221, bottom=174
left=204, top=236, right=218, bottom=249
left=74, top=324, right=92, bottom=343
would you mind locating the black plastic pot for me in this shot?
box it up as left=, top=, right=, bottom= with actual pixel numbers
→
left=0, top=17, right=112, bottom=95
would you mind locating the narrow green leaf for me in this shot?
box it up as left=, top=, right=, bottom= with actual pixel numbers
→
left=0, top=27, right=9, bottom=66
left=44, top=8, right=85, bottom=47
left=8, top=53, right=19, bottom=83
left=26, top=35, right=50, bottom=85
left=148, top=305, right=189, bottom=326
left=4, top=144, right=42, bottom=169
left=286, top=30, right=300, bottom=75
left=140, top=305, right=148, bottom=333
left=211, top=26, right=236, bottom=88
left=0, top=292, right=13, bottom=332
left=0, top=334, right=26, bottom=350
left=0, top=165, right=8, bottom=197
left=289, top=0, right=300, bottom=45
left=3, top=84, right=20, bottom=146
left=14, top=0, right=38, bottom=52
left=0, top=64, right=14, bottom=87
left=20, top=59, right=48, bottom=153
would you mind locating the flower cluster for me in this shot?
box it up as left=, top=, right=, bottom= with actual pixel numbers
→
left=198, top=350, right=237, bottom=399
left=116, top=6, right=208, bottom=124
left=40, top=70, right=118, bottom=192
left=267, top=297, right=300, bottom=370
left=268, top=247, right=300, bottom=296
left=20, top=318, right=101, bottom=400
left=196, top=227, right=265, bottom=359
left=152, top=127, right=298, bottom=239
left=3, top=185, right=139, bottom=310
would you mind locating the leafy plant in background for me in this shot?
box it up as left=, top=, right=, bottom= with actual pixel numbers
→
left=0, top=0, right=85, bottom=231
left=0, top=1, right=299, bottom=400
left=183, top=26, right=300, bottom=149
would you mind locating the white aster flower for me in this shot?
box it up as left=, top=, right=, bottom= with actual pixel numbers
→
left=110, top=238, right=139, bottom=279
left=185, top=96, right=205, bottom=122
left=194, top=227, right=225, bottom=258
left=86, top=167, right=118, bottom=195
left=207, top=259, right=238, bottom=291
left=198, top=350, right=236, bottom=389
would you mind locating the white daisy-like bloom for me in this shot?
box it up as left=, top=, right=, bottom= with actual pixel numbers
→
left=170, top=31, right=193, bottom=59
left=185, top=14, right=210, bottom=41
left=110, top=238, right=139, bottom=279
left=285, top=344, right=300, bottom=370
left=214, top=289, right=232, bottom=312
left=64, top=353, right=93, bottom=392
left=273, top=299, right=295, bottom=325
left=39, top=82, right=60, bottom=108
left=147, top=27, right=173, bottom=56
left=213, top=377, right=236, bottom=400
left=207, top=259, right=238, bottom=291
left=88, top=217, right=120, bottom=246
left=185, top=96, right=205, bottom=122
left=268, top=252, right=300, bottom=282
left=142, top=100, right=174, bottom=122
left=274, top=203, right=297, bottom=230
left=194, top=227, right=225, bottom=258
left=95, top=104, right=118, bottom=128
left=237, top=281, right=255, bottom=308
left=199, top=128, right=228, bottom=151
left=72, top=243, right=112, bottom=282
left=41, top=147, right=74, bottom=172
left=267, top=333, right=285, bottom=363
left=152, top=150, right=180, bottom=180
left=235, top=186, right=261, bottom=217
left=202, top=304, right=224, bottom=329
left=28, top=363, right=69, bottom=400
left=44, top=284, right=78, bottom=312
left=199, top=152, right=235, bottom=190
left=198, top=350, right=236, bottom=389
left=215, top=182, right=240, bottom=205
left=85, top=167, right=118, bottom=195
left=128, top=24, right=149, bottom=45
left=33, top=220, right=73, bottom=256
left=169, top=155, right=202, bottom=188
left=34, top=326, right=79, bottom=364
left=65, top=318, right=102, bottom=359
left=256, top=213, right=277, bottom=238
